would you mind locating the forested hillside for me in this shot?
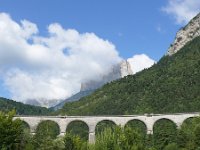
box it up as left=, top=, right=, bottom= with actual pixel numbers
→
left=0, top=97, right=52, bottom=115
left=58, top=36, right=200, bottom=115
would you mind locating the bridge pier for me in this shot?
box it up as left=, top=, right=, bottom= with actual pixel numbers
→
left=89, top=132, right=95, bottom=144
left=147, top=130, right=153, bottom=134
left=57, top=120, right=68, bottom=137
left=146, top=117, right=154, bottom=135
left=88, top=123, right=96, bottom=144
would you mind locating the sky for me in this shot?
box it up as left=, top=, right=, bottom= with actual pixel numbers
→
left=0, top=0, right=199, bottom=107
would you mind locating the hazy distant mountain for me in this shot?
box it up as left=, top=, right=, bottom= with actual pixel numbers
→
left=53, top=60, right=133, bottom=110
left=25, top=98, right=61, bottom=108
left=53, top=90, right=94, bottom=110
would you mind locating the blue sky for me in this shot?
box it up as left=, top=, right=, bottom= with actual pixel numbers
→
left=0, top=0, right=182, bottom=60
left=0, top=0, right=199, bottom=106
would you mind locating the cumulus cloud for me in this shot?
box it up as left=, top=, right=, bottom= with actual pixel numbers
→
left=162, top=0, right=200, bottom=24
left=127, top=54, right=155, bottom=74
left=0, top=12, right=155, bottom=107
left=0, top=12, right=122, bottom=107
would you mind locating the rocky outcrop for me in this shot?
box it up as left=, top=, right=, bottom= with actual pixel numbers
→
left=80, top=60, right=133, bottom=91
left=167, top=13, right=200, bottom=55
left=120, top=60, right=133, bottom=77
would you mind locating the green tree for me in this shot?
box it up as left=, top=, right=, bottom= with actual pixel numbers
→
left=0, top=110, right=23, bottom=149
left=194, top=124, right=200, bottom=146
left=153, top=119, right=177, bottom=150
left=94, top=126, right=145, bottom=150
left=177, top=117, right=200, bottom=150
left=95, top=120, right=116, bottom=136
left=0, top=97, right=52, bottom=115
left=163, top=143, right=179, bottom=150
left=33, top=120, right=60, bottom=149
left=64, top=133, right=87, bottom=150
left=66, top=121, right=89, bottom=141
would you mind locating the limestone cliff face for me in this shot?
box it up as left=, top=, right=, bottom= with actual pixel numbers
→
left=120, top=60, right=133, bottom=77
left=80, top=60, right=133, bottom=91
left=167, top=13, right=200, bottom=56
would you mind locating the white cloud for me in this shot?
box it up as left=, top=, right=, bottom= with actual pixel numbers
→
left=127, top=54, right=155, bottom=74
left=0, top=12, right=155, bottom=107
left=162, top=0, right=200, bottom=24
left=0, top=12, right=122, bottom=107
left=21, top=20, right=38, bottom=39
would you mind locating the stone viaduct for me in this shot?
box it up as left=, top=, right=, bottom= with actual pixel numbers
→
left=14, top=113, right=200, bottom=143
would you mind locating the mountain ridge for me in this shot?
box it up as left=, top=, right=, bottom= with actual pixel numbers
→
left=57, top=36, right=200, bottom=115
left=0, top=97, right=52, bottom=115
left=167, top=12, right=200, bottom=55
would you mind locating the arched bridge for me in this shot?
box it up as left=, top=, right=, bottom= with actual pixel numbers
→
left=14, top=113, right=200, bottom=143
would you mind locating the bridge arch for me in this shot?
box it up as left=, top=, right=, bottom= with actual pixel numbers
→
left=35, top=120, right=60, bottom=138
left=66, top=119, right=90, bottom=129
left=180, top=116, right=200, bottom=129
left=153, top=118, right=178, bottom=149
left=124, top=119, right=147, bottom=135
left=66, top=120, right=89, bottom=140
left=125, top=119, right=147, bottom=128
left=152, top=117, right=178, bottom=129
left=182, top=116, right=196, bottom=125
left=95, top=119, right=117, bottom=127
left=95, top=119, right=117, bottom=135
left=21, top=120, right=31, bottom=132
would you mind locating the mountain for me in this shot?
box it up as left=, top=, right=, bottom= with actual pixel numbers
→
left=58, top=36, right=200, bottom=115
left=24, top=99, right=42, bottom=106
left=167, top=12, right=200, bottom=55
left=53, top=90, right=94, bottom=110
left=0, top=97, right=52, bottom=115
left=80, top=60, right=133, bottom=91
left=57, top=27, right=200, bottom=115
left=25, top=98, right=62, bottom=108
left=53, top=60, right=133, bottom=110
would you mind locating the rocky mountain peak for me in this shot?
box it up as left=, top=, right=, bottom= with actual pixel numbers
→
left=80, top=60, right=133, bottom=91
left=120, top=60, right=133, bottom=77
left=167, top=12, right=200, bottom=56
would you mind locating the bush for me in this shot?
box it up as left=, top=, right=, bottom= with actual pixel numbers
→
left=64, top=133, right=87, bottom=150
left=164, top=143, right=179, bottom=150
left=94, top=126, right=145, bottom=150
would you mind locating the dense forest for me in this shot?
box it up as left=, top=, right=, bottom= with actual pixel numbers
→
left=58, top=36, right=200, bottom=115
left=0, top=97, right=52, bottom=115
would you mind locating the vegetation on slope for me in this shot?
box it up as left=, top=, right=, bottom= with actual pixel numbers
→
left=58, top=36, right=200, bottom=115
left=0, top=97, right=52, bottom=115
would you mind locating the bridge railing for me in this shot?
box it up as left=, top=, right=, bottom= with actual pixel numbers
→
left=15, top=112, right=200, bottom=118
